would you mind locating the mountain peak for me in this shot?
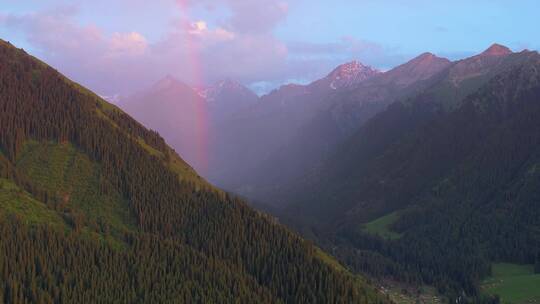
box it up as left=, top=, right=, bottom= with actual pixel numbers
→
left=409, top=52, right=450, bottom=65
left=162, top=74, right=178, bottom=83
left=154, top=74, right=183, bottom=90
left=326, top=60, right=380, bottom=89
left=416, top=52, right=436, bottom=60
left=380, top=52, right=451, bottom=87
left=481, top=43, right=512, bottom=56
left=329, top=60, right=371, bottom=75
left=194, top=79, right=244, bottom=94
left=194, top=79, right=258, bottom=104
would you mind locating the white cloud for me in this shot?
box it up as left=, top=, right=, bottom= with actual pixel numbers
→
left=109, top=32, right=148, bottom=56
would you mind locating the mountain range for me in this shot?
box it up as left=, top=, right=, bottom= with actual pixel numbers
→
left=206, top=48, right=454, bottom=202
left=121, top=42, right=540, bottom=302
left=204, top=61, right=379, bottom=191
left=275, top=44, right=540, bottom=300
left=283, top=44, right=536, bottom=221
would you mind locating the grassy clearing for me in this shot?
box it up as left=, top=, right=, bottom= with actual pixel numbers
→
left=3, top=139, right=210, bottom=247
left=314, top=247, right=347, bottom=273
left=481, top=263, right=540, bottom=303
left=0, top=178, right=66, bottom=227
left=362, top=211, right=402, bottom=240
left=137, top=137, right=165, bottom=158
left=16, top=141, right=136, bottom=235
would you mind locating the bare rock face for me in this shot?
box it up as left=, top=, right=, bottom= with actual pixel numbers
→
left=378, top=52, right=451, bottom=87
left=324, top=61, right=381, bottom=90
left=449, top=43, right=513, bottom=84
left=480, top=43, right=513, bottom=56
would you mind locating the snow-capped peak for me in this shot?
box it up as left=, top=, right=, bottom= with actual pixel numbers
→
left=326, top=61, right=380, bottom=89
left=193, top=79, right=251, bottom=102
left=217, top=79, right=242, bottom=89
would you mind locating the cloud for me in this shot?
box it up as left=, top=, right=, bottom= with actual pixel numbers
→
left=186, top=20, right=235, bottom=41
left=3, top=10, right=101, bottom=54
left=109, top=32, right=148, bottom=56
left=0, top=4, right=290, bottom=95
left=0, top=0, right=405, bottom=96
left=222, top=0, right=289, bottom=34
left=177, top=0, right=288, bottom=34
left=0, top=9, right=156, bottom=94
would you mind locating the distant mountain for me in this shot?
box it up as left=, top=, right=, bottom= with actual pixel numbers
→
left=0, top=39, right=388, bottom=303
left=284, top=44, right=535, bottom=225
left=250, top=45, right=538, bottom=207
left=375, top=52, right=451, bottom=87
left=278, top=44, right=540, bottom=300
left=326, top=52, right=452, bottom=134
left=425, top=44, right=526, bottom=107
left=119, top=75, right=208, bottom=171
left=207, top=61, right=384, bottom=191
left=313, top=61, right=381, bottom=90
left=194, top=79, right=258, bottom=124
left=120, top=76, right=257, bottom=173
left=212, top=52, right=452, bottom=203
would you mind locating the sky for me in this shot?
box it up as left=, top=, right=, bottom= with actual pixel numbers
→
left=1, top=0, right=539, bottom=96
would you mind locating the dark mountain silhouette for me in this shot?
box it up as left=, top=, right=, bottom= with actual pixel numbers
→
left=276, top=44, right=540, bottom=300
left=206, top=62, right=381, bottom=191
left=212, top=52, right=453, bottom=203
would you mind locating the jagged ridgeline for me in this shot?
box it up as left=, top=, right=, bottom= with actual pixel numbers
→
left=280, top=46, right=540, bottom=300
left=0, top=39, right=388, bottom=303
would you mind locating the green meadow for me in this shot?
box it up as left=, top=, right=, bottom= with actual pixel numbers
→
left=362, top=211, right=402, bottom=240
left=481, top=263, right=540, bottom=303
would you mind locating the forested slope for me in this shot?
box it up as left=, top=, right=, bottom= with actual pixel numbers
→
left=0, top=39, right=388, bottom=303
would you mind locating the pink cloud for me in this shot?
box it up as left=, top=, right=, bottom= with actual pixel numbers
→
left=176, top=0, right=288, bottom=33
left=223, top=0, right=289, bottom=33
left=0, top=0, right=403, bottom=96
left=1, top=10, right=157, bottom=93
left=109, top=32, right=148, bottom=56
left=0, top=0, right=298, bottom=96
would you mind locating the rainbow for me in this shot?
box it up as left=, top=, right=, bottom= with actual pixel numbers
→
left=177, top=0, right=210, bottom=174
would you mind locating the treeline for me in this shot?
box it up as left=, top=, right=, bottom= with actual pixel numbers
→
left=0, top=40, right=387, bottom=303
